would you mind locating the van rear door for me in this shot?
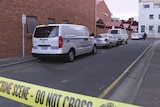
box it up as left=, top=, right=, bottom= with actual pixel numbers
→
left=32, top=26, right=59, bottom=53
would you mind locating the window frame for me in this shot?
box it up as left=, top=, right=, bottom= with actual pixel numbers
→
left=158, top=14, right=160, bottom=20
left=154, top=3, right=160, bottom=8
left=26, top=16, right=37, bottom=34
left=62, top=20, right=69, bottom=24
left=149, top=26, right=154, bottom=32
left=141, top=25, right=145, bottom=32
left=48, top=18, right=55, bottom=24
left=143, top=4, right=150, bottom=8
left=158, top=26, right=160, bottom=33
left=149, top=14, right=154, bottom=20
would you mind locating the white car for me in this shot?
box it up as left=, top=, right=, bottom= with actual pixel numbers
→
left=131, top=33, right=143, bottom=40
left=107, top=28, right=129, bottom=44
left=32, top=24, right=97, bottom=62
left=95, top=33, right=118, bottom=48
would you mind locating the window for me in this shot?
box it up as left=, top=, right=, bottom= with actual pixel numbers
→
left=62, top=20, right=68, bottom=24
left=158, top=26, right=160, bottom=33
left=109, top=30, right=120, bottom=34
left=143, top=4, right=150, bottom=8
left=149, top=14, right=154, bottom=19
left=34, top=26, right=59, bottom=38
left=149, top=26, right=154, bottom=32
left=61, top=26, right=74, bottom=36
left=141, top=25, right=145, bottom=32
left=27, top=16, right=37, bottom=34
left=74, top=26, right=85, bottom=36
left=154, top=3, right=160, bottom=8
left=48, top=18, right=55, bottom=24
left=84, top=27, right=90, bottom=36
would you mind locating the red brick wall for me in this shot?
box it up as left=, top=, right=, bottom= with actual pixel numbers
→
left=97, top=1, right=111, bottom=21
left=96, top=27, right=109, bottom=35
left=96, top=1, right=111, bottom=35
left=0, top=0, right=95, bottom=58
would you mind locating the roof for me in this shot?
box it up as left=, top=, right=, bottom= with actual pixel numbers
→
left=96, top=17, right=101, bottom=22
left=140, top=0, right=160, bottom=3
left=104, top=21, right=122, bottom=27
left=130, top=26, right=138, bottom=30
left=35, top=24, right=86, bottom=28
left=96, top=0, right=104, bottom=4
left=123, top=24, right=130, bottom=29
left=96, top=0, right=111, bottom=20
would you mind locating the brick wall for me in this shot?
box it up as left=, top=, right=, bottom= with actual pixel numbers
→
left=0, top=0, right=95, bottom=58
left=96, top=0, right=111, bottom=35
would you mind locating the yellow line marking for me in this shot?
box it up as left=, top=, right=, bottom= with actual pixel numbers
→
left=99, top=44, right=152, bottom=98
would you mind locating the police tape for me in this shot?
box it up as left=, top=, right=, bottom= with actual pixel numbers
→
left=0, top=76, right=141, bottom=107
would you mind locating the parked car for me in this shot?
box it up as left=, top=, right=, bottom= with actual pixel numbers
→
left=131, top=33, right=143, bottom=40
left=32, top=24, right=97, bottom=62
left=107, top=28, right=129, bottom=44
left=95, top=33, right=118, bottom=48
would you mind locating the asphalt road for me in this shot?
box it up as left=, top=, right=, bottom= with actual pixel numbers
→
left=0, top=39, right=154, bottom=107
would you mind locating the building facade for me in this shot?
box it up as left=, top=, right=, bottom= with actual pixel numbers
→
left=139, top=0, right=160, bottom=38
left=0, top=0, right=96, bottom=58
left=96, top=0, right=112, bottom=34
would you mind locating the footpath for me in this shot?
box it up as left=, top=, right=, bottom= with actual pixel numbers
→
left=0, top=40, right=160, bottom=107
left=109, top=39, right=160, bottom=107
left=0, top=55, right=37, bottom=68
left=133, top=39, right=160, bottom=107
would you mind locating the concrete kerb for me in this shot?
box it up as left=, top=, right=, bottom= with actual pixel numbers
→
left=0, top=56, right=37, bottom=68
left=109, top=40, right=159, bottom=104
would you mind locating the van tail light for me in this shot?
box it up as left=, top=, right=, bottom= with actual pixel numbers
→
left=105, top=38, right=108, bottom=41
left=58, top=36, right=63, bottom=48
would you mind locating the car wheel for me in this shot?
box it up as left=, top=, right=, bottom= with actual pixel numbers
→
left=116, top=42, right=119, bottom=46
left=126, top=40, right=128, bottom=44
left=119, top=41, right=123, bottom=45
left=67, top=49, right=75, bottom=62
left=108, top=43, right=112, bottom=48
left=92, top=45, right=97, bottom=54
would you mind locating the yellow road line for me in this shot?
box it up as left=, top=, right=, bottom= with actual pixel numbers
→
left=99, top=43, right=152, bottom=98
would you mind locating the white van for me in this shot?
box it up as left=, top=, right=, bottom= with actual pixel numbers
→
left=107, top=28, right=129, bottom=44
left=32, top=24, right=97, bottom=62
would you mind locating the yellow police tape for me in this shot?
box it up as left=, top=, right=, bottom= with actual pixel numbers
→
left=0, top=76, right=141, bottom=107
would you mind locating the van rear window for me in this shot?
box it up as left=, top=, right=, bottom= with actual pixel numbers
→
left=109, top=30, right=119, bottom=34
left=34, top=26, right=59, bottom=38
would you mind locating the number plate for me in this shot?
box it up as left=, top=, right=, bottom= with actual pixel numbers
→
left=41, top=47, right=48, bottom=50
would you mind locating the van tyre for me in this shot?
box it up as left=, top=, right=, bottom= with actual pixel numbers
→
left=66, top=49, right=75, bottom=62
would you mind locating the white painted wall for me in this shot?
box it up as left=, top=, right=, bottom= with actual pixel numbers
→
left=139, top=1, right=160, bottom=38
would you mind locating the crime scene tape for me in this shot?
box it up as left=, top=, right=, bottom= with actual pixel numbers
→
left=0, top=76, right=141, bottom=107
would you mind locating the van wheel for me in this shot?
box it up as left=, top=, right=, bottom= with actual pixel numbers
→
left=92, top=45, right=97, bottom=54
left=67, top=49, right=75, bottom=62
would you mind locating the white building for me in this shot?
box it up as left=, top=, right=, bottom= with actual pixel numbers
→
left=139, top=0, right=160, bottom=38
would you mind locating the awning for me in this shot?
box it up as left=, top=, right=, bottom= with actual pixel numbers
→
left=104, top=21, right=122, bottom=27
left=130, top=26, right=138, bottom=30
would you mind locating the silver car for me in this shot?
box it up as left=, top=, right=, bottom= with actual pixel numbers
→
left=131, top=33, right=143, bottom=40
left=95, top=33, right=118, bottom=48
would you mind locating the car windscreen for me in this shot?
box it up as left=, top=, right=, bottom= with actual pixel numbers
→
left=34, top=26, right=59, bottom=38
left=109, top=30, right=119, bottom=34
